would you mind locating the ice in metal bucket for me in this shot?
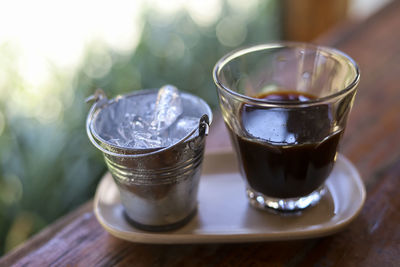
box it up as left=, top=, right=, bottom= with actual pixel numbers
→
left=94, top=85, right=197, bottom=149
left=151, top=84, right=183, bottom=132
left=86, top=87, right=212, bottom=231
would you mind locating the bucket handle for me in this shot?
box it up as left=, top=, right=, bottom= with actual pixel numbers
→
left=86, top=89, right=210, bottom=158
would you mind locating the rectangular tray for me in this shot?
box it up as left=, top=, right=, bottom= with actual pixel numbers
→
left=94, top=151, right=365, bottom=243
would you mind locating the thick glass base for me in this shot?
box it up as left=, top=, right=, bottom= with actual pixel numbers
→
left=246, top=185, right=326, bottom=212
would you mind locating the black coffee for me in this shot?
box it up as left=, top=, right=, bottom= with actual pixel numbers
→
left=229, top=91, right=342, bottom=198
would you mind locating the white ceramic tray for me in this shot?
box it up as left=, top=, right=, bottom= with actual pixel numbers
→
left=94, top=151, right=366, bottom=243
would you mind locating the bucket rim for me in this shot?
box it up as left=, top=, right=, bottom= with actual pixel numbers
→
left=86, top=89, right=213, bottom=158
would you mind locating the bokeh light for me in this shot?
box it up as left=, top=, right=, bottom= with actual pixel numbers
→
left=0, top=0, right=281, bottom=254
left=0, top=0, right=387, bottom=255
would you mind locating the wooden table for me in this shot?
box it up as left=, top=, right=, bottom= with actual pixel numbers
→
left=2, top=2, right=400, bottom=266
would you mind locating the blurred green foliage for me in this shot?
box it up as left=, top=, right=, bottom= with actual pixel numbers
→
left=0, top=0, right=281, bottom=254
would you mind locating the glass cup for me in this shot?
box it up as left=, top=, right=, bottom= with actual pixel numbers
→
left=213, top=42, right=360, bottom=212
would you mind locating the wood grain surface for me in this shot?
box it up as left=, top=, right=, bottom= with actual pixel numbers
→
left=1, top=1, right=400, bottom=266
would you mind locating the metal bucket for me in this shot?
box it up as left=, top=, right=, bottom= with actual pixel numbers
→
left=86, top=89, right=212, bottom=231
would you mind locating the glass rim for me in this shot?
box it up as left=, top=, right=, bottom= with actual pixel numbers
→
left=212, top=42, right=360, bottom=107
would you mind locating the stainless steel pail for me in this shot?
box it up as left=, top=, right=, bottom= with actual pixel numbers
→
left=86, top=89, right=212, bottom=231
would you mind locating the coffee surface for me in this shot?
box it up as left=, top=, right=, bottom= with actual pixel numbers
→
left=229, top=91, right=342, bottom=198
